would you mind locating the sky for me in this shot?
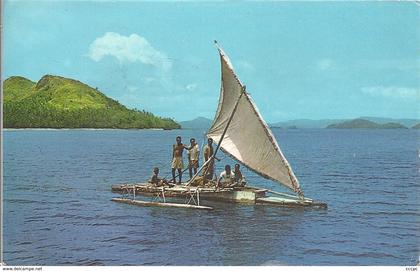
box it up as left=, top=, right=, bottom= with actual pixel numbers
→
left=3, top=1, right=420, bottom=122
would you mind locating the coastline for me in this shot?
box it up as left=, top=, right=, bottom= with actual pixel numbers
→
left=3, top=128, right=170, bottom=131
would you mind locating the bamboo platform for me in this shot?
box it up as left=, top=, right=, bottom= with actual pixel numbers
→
left=111, top=182, right=327, bottom=209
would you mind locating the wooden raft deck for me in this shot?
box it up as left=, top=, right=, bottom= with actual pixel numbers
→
left=111, top=183, right=327, bottom=209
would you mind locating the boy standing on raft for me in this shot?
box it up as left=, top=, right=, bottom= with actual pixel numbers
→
left=187, top=138, right=200, bottom=179
left=172, top=136, right=188, bottom=184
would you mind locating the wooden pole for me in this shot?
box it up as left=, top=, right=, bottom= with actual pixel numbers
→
left=111, top=198, right=214, bottom=210
left=212, top=87, right=245, bottom=160
left=186, top=86, right=246, bottom=186
left=162, top=187, right=166, bottom=203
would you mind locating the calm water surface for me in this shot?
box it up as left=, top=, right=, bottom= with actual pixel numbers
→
left=3, top=129, right=420, bottom=265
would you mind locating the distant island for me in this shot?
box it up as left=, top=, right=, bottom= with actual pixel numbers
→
left=326, top=118, right=408, bottom=129
left=271, top=117, right=419, bottom=129
left=271, top=119, right=346, bottom=129
left=179, top=117, right=212, bottom=130
left=412, top=123, right=420, bottom=129
left=3, top=75, right=180, bottom=129
left=271, top=125, right=298, bottom=129
left=180, top=116, right=419, bottom=130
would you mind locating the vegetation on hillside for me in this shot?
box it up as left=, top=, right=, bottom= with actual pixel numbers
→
left=3, top=75, right=180, bottom=129
left=327, top=118, right=408, bottom=129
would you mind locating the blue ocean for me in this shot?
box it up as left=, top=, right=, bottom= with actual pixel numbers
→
left=3, top=128, right=419, bottom=265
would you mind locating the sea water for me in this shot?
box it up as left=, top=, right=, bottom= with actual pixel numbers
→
left=3, top=129, right=419, bottom=265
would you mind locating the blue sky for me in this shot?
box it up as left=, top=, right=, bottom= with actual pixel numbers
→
left=3, top=1, right=419, bottom=122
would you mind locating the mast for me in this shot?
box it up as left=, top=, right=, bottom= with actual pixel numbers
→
left=210, top=41, right=246, bottom=160
left=186, top=41, right=245, bottom=186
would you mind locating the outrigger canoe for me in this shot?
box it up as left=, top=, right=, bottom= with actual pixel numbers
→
left=111, top=41, right=327, bottom=210
left=111, top=183, right=327, bottom=210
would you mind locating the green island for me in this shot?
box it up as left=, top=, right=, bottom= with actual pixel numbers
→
left=327, top=118, right=408, bottom=129
left=3, top=75, right=180, bottom=129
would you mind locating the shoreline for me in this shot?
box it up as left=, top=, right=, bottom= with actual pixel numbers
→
left=3, top=128, right=171, bottom=131
left=3, top=127, right=417, bottom=131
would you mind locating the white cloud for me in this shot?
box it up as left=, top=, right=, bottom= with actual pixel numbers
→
left=361, top=86, right=420, bottom=100
left=317, top=58, right=333, bottom=71
left=87, top=32, right=171, bottom=71
left=186, top=83, right=198, bottom=91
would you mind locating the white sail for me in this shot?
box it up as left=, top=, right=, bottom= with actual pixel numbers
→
left=207, top=44, right=302, bottom=194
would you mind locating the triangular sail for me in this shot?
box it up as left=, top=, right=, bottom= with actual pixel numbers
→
left=207, top=44, right=302, bottom=194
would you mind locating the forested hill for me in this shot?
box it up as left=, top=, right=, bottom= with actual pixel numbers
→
left=326, top=118, right=407, bottom=129
left=3, top=75, right=180, bottom=129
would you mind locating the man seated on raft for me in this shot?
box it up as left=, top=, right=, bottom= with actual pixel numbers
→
left=233, top=164, right=246, bottom=187
left=217, top=165, right=236, bottom=188
left=149, top=167, right=171, bottom=187
left=217, top=164, right=247, bottom=189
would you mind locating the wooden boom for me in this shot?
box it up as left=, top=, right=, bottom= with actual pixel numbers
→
left=111, top=198, right=214, bottom=210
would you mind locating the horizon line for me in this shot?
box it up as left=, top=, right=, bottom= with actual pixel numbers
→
left=177, top=116, right=420, bottom=122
